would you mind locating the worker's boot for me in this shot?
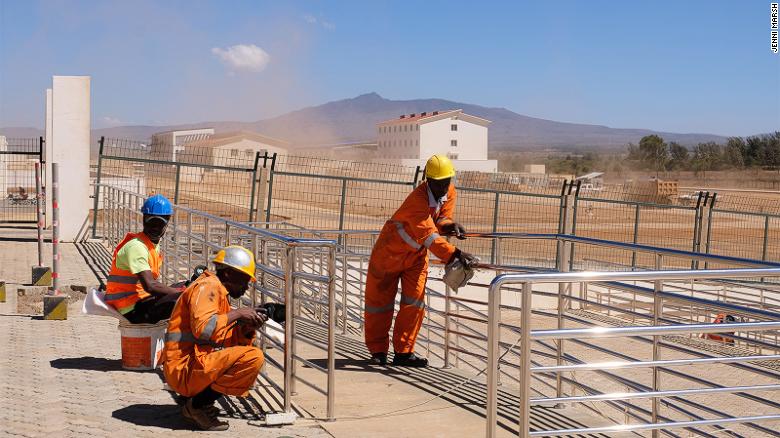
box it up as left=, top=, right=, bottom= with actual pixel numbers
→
left=392, top=352, right=428, bottom=367
left=183, top=398, right=229, bottom=431
left=369, top=352, right=387, bottom=365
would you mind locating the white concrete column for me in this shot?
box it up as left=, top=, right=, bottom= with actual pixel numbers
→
left=51, top=76, right=91, bottom=242
left=44, top=88, right=53, bottom=228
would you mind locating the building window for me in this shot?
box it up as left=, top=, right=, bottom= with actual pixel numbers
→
left=451, top=124, right=458, bottom=131
left=245, top=150, right=253, bottom=157
left=416, top=124, right=419, bottom=131
left=231, top=148, right=238, bottom=157
left=451, top=140, right=458, bottom=147
left=447, top=153, right=459, bottom=160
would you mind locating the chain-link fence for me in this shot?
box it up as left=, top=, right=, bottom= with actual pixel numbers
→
left=0, top=137, right=43, bottom=222
left=94, top=138, right=780, bottom=270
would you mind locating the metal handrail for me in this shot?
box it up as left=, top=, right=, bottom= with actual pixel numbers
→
left=96, top=185, right=338, bottom=420
left=487, top=268, right=780, bottom=438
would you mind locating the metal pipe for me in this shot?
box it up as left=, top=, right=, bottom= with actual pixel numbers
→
left=485, top=269, right=500, bottom=438
left=519, top=281, right=532, bottom=438
left=444, top=281, right=452, bottom=369
left=527, top=415, right=780, bottom=437
left=34, top=162, right=44, bottom=266
left=531, top=321, right=780, bottom=340
left=91, top=137, right=105, bottom=239
left=283, top=245, right=295, bottom=412
left=534, top=383, right=780, bottom=405
left=327, top=246, right=336, bottom=420
left=652, top=254, right=663, bottom=437
left=51, top=163, right=60, bottom=294
left=532, top=354, right=780, bottom=373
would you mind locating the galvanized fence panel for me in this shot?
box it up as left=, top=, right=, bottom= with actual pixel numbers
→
left=0, top=137, right=43, bottom=222
left=94, top=137, right=259, bottom=236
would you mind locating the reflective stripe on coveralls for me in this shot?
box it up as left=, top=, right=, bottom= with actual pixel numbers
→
left=364, top=182, right=458, bottom=354
left=162, top=271, right=263, bottom=397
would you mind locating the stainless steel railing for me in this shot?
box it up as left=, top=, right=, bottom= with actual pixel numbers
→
left=488, top=269, right=780, bottom=438
left=96, top=184, right=339, bottom=419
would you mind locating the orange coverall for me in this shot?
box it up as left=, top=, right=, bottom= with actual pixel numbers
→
left=364, top=181, right=458, bottom=354
left=163, top=271, right=263, bottom=397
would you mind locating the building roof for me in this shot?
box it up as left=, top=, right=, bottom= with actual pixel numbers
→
left=183, top=131, right=289, bottom=149
left=377, top=109, right=491, bottom=127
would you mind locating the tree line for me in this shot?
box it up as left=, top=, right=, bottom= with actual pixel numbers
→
left=627, top=132, right=780, bottom=175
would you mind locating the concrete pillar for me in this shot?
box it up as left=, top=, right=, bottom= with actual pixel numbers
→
left=44, top=88, right=54, bottom=228
left=51, top=76, right=91, bottom=242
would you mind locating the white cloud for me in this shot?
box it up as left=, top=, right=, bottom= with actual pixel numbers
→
left=101, top=116, right=122, bottom=127
left=211, top=44, right=270, bottom=73
left=303, top=14, right=335, bottom=30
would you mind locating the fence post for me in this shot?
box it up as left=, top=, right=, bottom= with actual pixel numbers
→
left=338, top=178, right=348, bottom=241
left=704, top=193, right=717, bottom=260
left=91, top=136, right=105, bottom=239
left=567, top=181, right=581, bottom=271
left=264, top=153, right=277, bottom=225
left=651, top=253, right=664, bottom=438
left=173, top=164, right=181, bottom=205
left=35, top=162, right=44, bottom=267
left=490, top=192, right=499, bottom=264
left=762, top=215, right=770, bottom=261
left=631, top=204, right=641, bottom=270
left=248, top=152, right=261, bottom=222
left=412, top=165, right=422, bottom=187
left=691, top=191, right=705, bottom=269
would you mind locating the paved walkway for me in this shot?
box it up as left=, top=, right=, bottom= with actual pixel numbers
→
left=0, top=226, right=329, bottom=437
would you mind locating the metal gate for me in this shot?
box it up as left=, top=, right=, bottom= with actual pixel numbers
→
left=0, top=137, right=43, bottom=222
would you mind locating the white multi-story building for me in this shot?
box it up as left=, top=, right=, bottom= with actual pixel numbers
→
left=375, top=109, right=496, bottom=172
left=150, top=128, right=215, bottom=162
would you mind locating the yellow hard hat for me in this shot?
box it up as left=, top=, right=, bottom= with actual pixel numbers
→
left=425, top=154, right=456, bottom=180
left=212, top=245, right=256, bottom=281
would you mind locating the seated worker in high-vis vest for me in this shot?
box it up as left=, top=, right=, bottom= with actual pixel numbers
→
left=163, top=245, right=266, bottom=431
left=104, top=194, right=183, bottom=324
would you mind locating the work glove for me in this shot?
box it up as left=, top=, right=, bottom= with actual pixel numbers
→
left=450, top=248, right=478, bottom=268
left=441, top=222, right=467, bottom=240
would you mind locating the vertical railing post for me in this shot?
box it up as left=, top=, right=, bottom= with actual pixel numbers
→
left=691, top=192, right=705, bottom=269
left=703, top=193, right=716, bottom=269
left=443, top=281, right=452, bottom=369
left=652, top=253, right=663, bottom=437
left=485, top=279, right=501, bottom=438
left=51, top=163, right=60, bottom=294
left=519, top=281, right=532, bottom=438
left=91, top=137, right=105, bottom=239
left=326, top=246, right=337, bottom=421
left=283, top=244, right=295, bottom=413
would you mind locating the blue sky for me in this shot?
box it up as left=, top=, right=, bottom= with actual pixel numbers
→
left=1, top=0, right=778, bottom=136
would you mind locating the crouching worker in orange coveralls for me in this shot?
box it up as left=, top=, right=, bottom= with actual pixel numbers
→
left=365, top=154, right=476, bottom=367
left=163, top=245, right=266, bottom=431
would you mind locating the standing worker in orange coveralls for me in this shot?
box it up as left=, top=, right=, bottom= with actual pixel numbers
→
left=364, top=154, right=476, bottom=367
left=163, top=245, right=266, bottom=431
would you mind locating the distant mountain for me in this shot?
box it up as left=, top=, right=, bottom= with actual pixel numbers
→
left=1, top=92, right=730, bottom=154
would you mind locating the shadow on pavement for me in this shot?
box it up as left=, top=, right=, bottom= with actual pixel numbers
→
left=112, top=403, right=193, bottom=430
left=50, top=356, right=123, bottom=372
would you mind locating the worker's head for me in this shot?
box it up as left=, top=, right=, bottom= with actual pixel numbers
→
left=213, top=245, right=256, bottom=298
left=424, top=154, right=455, bottom=199
left=141, top=194, right=173, bottom=242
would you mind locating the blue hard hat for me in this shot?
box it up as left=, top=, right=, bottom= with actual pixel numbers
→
left=141, top=194, right=173, bottom=215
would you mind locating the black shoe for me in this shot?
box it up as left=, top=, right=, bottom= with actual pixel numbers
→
left=369, top=352, right=387, bottom=365
left=392, top=352, right=428, bottom=367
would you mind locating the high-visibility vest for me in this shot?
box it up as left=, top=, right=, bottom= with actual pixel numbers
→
left=104, top=232, right=162, bottom=314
